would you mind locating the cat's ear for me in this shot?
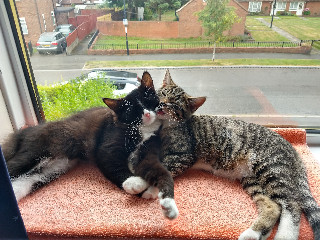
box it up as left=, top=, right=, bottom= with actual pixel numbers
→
left=162, top=69, right=176, bottom=87
left=140, top=71, right=154, bottom=89
left=102, top=98, right=122, bottom=111
left=188, top=97, right=206, bottom=113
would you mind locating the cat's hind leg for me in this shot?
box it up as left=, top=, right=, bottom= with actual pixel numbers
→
left=273, top=201, right=301, bottom=240
left=12, top=157, right=77, bottom=201
left=239, top=177, right=281, bottom=240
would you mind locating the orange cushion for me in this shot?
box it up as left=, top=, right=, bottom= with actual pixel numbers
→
left=19, top=128, right=319, bottom=239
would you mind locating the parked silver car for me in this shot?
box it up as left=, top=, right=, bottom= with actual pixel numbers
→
left=36, top=32, right=67, bottom=54
left=86, top=70, right=140, bottom=96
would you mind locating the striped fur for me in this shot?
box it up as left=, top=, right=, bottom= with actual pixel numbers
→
left=156, top=69, right=320, bottom=240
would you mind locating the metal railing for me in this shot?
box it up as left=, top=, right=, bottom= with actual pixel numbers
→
left=88, top=30, right=99, bottom=49
left=91, top=40, right=319, bottom=50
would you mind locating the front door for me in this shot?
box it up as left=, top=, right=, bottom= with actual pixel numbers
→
left=296, top=2, right=304, bottom=15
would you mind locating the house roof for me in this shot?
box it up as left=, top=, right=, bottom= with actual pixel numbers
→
left=176, top=0, right=195, bottom=13
left=55, top=7, right=75, bottom=13
left=60, top=0, right=86, bottom=5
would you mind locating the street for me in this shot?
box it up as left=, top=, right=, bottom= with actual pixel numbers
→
left=30, top=53, right=320, bottom=128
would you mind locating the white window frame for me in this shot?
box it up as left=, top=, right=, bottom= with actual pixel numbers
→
left=248, top=2, right=262, bottom=12
left=276, top=1, right=287, bottom=11
left=0, top=1, right=39, bottom=142
left=19, top=17, right=28, bottom=35
left=289, top=2, right=299, bottom=10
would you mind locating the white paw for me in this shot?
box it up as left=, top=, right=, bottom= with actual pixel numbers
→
left=159, top=194, right=179, bottom=220
left=122, top=176, right=149, bottom=195
left=142, top=186, right=159, bottom=199
left=238, top=228, right=261, bottom=240
left=11, top=175, right=37, bottom=202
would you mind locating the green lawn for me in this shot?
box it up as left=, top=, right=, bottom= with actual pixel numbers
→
left=160, top=10, right=178, bottom=21
left=245, top=17, right=289, bottom=41
left=247, top=16, right=320, bottom=40
left=84, top=59, right=320, bottom=69
left=95, top=35, right=207, bottom=45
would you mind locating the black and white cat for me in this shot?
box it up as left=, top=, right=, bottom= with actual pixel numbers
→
left=2, top=71, right=177, bottom=219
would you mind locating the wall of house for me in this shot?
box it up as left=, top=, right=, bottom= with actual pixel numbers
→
left=16, top=0, right=55, bottom=45
left=227, top=0, right=247, bottom=36
left=178, top=0, right=204, bottom=38
left=305, top=2, right=320, bottom=16
left=55, top=11, right=76, bottom=26
left=261, top=2, right=272, bottom=15
left=97, top=21, right=179, bottom=39
left=239, top=1, right=320, bottom=16
left=238, top=1, right=271, bottom=15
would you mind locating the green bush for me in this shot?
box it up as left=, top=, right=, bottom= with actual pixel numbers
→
left=303, top=8, right=311, bottom=15
left=144, top=7, right=153, bottom=20
left=38, top=77, right=117, bottom=121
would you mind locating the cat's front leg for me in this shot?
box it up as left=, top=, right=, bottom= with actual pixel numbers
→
left=122, top=176, right=149, bottom=195
left=142, top=186, right=159, bottom=199
left=162, top=154, right=195, bottom=177
left=158, top=191, right=179, bottom=220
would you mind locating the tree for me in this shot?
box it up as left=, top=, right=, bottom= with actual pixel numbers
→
left=145, top=0, right=181, bottom=21
left=197, top=0, right=239, bottom=60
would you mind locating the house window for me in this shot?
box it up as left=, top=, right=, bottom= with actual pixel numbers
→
left=289, top=2, right=299, bottom=10
left=249, top=2, right=262, bottom=12
left=276, top=1, right=287, bottom=10
left=19, top=17, right=28, bottom=35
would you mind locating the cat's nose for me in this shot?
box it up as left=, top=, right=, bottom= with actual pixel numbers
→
left=144, top=112, right=150, bottom=118
left=157, top=102, right=165, bottom=109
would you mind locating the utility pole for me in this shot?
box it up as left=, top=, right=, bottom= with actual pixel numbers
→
left=270, top=0, right=277, bottom=28
left=123, top=0, right=129, bottom=55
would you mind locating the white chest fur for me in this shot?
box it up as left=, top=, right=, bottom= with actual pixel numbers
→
left=139, top=118, right=162, bottom=141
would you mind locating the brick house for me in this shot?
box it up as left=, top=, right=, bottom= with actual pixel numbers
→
left=15, top=0, right=57, bottom=45
left=237, top=0, right=320, bottom=16
left=177, top=0, right=248, bottom=38
left=55, top=7, right=76, bottom=25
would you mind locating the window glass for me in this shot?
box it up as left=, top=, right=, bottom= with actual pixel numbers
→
left=276, top=2, right=287, bottom=10
left=289, top=2, right=298, bottom=10
left=249, top=2, right=262, bottom=12
left=38, top=34, right=54, bottom=42
left=3, top=0, right=320, bottom=130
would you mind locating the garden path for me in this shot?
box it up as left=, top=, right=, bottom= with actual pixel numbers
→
left=255, top=18, right=301, bottom=42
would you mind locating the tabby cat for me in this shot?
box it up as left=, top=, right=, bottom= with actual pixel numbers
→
left=126, top=70, right=320, bottom=240
left=3, top=72, right=176, bottom=219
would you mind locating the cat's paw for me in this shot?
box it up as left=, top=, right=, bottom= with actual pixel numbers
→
left=238, top=228, right=261, bottom=240
left=159, top=193, right=179, bottom=220
left=11, top=176, right=34, bottom=202
left=142, top=186, right=159, bottom=199
left=122, top=176, right=149, bottom=195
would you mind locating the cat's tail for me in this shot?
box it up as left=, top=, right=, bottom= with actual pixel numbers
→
left=2, top=131, right=21, bottom=161
left=300, top=186, right=320, bottom=239
left=296, top=152, right=320, bottom=240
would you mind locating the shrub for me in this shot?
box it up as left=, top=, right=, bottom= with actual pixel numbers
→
left=303, top=8, right=311, bottom=15
left=38, top=77, right=117, bottom=121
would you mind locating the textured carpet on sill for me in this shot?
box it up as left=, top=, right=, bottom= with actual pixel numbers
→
left=18, top=128, right=320, bottom=239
